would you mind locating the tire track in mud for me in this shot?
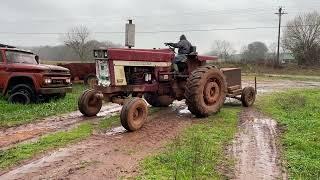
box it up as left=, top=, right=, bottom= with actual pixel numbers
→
left=0, top=103, right=192, bottom=180
left=231, top=108, right=286, bottom=180
left=0, top=104, right=122, bottom=150
left=230, top=79, right=320, bottom=179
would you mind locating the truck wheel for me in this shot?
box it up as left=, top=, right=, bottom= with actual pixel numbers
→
left=8, top=92, right=31, bottom=104
left=8, top=84, right=35, bottom=104
left=144, top=93, right=174, bottom=107
left=185, top=66, right=227, bottom=117
left=84, top=74, right=98, bottom=88
left=120, top=98, right=148, bottom=131
left=241, top=87, right=256, bottom=107
left=78, top=89, right=102, bottom=117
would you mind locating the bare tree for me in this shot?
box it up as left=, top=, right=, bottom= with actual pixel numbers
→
left=209, top=40, right=235, bottom=61
left=64, top=25, right=91, bottom=61
left=283, top=11, right=320, bottom=65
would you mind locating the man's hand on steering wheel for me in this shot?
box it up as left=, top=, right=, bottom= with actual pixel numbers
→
left=164, top=43, right=175, bottom=51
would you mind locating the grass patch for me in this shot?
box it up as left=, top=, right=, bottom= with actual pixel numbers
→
left=0, top=123, right=93, bottom=169
left=98, top=115, right=120, bottom=130
left=258, top=89, right=320, bottom=179
left=139, top=106, right=240, bottom=179
left=0, top=84, right=86, bottom=127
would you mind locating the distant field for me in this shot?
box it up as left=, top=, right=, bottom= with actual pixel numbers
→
left=214, top=62, right=320, bottom=77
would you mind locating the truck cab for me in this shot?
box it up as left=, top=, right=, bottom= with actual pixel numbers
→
left=0, top=44, right=72, bottom=104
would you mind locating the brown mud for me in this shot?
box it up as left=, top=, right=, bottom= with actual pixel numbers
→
left=0, top=103, right=192, bottom=180
left=231, top=108, right=287, bottom=180
left=0, top=104, right=121, bottom=150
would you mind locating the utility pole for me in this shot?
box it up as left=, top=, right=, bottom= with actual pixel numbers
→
left=275, top=7, right=287, bottom=67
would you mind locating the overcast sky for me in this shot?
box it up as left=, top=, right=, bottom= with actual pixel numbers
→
left=1, top=0, right=319, bottom=53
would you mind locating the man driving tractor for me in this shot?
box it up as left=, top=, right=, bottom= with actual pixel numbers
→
left=165, top=34, right=192, bottom=72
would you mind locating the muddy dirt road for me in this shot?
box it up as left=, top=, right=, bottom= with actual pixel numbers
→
left=0, top=79, right=319, bottom=179
left=0, top=104, right=121, bottom=150
left=231, top=108, right=286, bottom=180
left=0, top=102, right=192, bottom=180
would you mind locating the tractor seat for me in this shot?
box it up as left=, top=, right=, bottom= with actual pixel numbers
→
left=188, top=46, right=197, bottom=56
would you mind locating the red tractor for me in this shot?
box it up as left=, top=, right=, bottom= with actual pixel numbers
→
left=78, top=45, right=256, bottom=131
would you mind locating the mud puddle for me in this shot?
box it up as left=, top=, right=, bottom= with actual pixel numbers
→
left=0, top=104, right=122, bottom=150
left=0, top=106, right=192, bottom=179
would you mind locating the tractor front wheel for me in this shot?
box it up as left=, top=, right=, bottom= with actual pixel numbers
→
left=120, top=98, right=148, bottom=131
left=185, top=66, right=227, bottom=117
left=241, top=87, right=256, bottom=107
left=78, top=89, right=102, bottom=117
left=144, top=93, right=174, bottom=107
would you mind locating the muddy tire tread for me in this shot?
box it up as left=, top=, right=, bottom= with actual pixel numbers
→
left=185, top=66, right=227, bottom=117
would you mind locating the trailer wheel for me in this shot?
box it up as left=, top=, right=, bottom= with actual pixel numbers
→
left=144, top=93, right=174, bottom=107
left=185, top=66, right=227, bottom=117
left=120, top=98, right=148, bottom=131
left=241, top=87, right=256, bottom=107
left=78, top=89, right=102, bottom=117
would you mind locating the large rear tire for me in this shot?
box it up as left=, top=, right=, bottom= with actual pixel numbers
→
left=78, top=89, right=102, bottom=117
left=185, top=66, right=227, bottom=117
left=144, top=93, right=174, bottom=107
left=120, top=98, right=148, bottom=131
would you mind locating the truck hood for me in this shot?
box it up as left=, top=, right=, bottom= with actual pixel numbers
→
left=7, top=63, right=70, bottom=74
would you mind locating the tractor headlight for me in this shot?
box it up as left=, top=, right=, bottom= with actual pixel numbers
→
left=104, top=50, right=108, bottom=58
left=44, top=78, right=52, bottom=84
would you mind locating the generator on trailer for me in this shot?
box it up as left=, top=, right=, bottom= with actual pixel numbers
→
left=78, top=44, right=256, bottom=131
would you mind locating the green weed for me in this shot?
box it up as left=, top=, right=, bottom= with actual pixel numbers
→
left=258, top=89, right=320, bottom=179
left=139, top=107, right=240, bottom=179
left=0, top=84, right=86, bottom=127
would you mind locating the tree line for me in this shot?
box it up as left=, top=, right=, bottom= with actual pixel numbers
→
left=30, top=26, right=121, bottom=62
left=208, top=11, right=320, bottom=66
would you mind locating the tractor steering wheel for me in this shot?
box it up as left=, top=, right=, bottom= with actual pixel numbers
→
left=164, top=43, right=176, bottom=52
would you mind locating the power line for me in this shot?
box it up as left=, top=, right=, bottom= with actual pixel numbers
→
left=0, top=24, right=317, bottom=35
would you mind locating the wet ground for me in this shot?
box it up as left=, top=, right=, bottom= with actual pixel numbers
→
left=0, top=79, right=320, bottom=179
left=0, top=102, right=192, bottom=180
left=0, top=104, right=122, bottom=150
left=231, top=108, right=286, bottom=180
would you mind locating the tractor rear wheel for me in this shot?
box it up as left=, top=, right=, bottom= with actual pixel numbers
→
left=185, top=66, right=227, bottom=117
left=144, top=93, right=174, bottom=107
left=78, top=89, right=102, bottom=117
left=241, top=87, right=256, bottom=107
left=120, top=98, right=148, bottom=131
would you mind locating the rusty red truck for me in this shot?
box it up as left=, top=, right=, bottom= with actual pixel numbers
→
left=0, top=44, right=72, bottom=104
